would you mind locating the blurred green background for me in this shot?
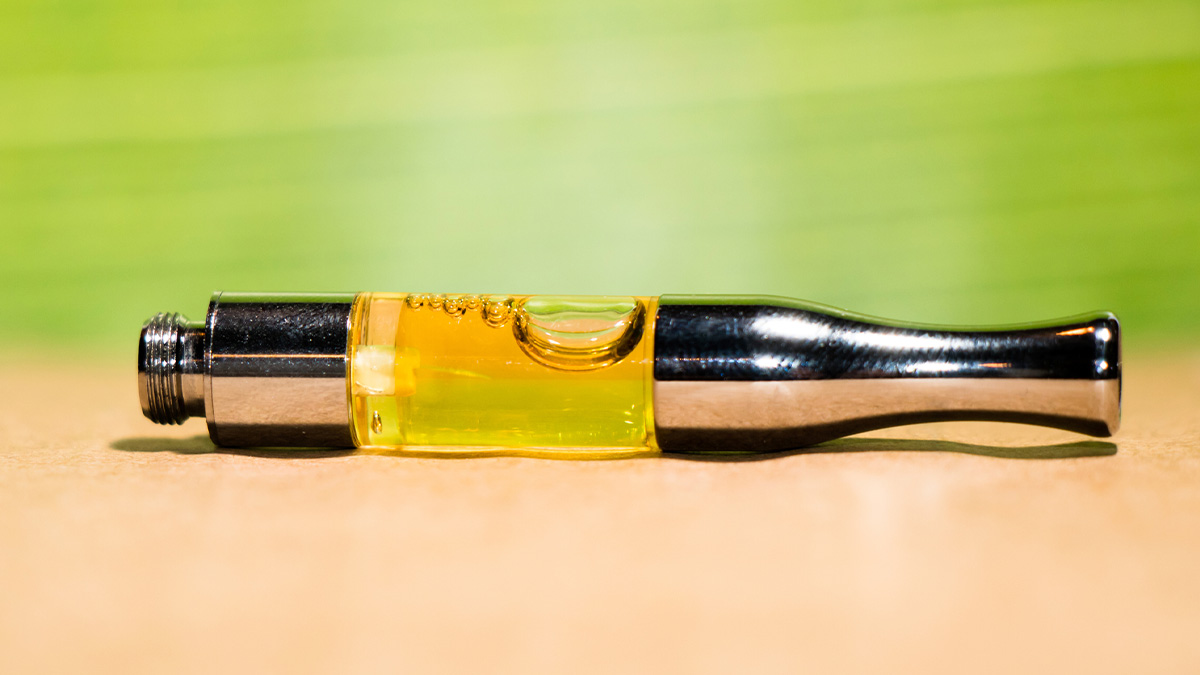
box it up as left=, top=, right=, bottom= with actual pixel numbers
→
left=1, top=0, right=1197, bottom=357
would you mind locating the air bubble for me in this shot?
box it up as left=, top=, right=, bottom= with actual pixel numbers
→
left=513, top=296, right=646, bottom=371
left=443, top=296, right=465, bottom=317
left=483, top=297, right=514, bottom=327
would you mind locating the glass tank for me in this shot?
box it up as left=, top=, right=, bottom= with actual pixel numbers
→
left=348, top=293, right=658, bottom=458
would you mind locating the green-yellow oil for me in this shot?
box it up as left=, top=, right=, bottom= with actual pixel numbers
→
left=348, top=293, right=658, bottom=458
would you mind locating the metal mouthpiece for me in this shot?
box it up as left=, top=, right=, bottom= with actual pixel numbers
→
left=652, top=296, right=1121, bottom=453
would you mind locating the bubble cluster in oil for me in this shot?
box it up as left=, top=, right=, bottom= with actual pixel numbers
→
left=406, top=294, right=513, bottom=326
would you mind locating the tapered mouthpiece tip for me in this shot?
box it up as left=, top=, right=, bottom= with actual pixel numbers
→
left=1091, top=311, right=1122, bottom=435
left=138, top=312, right=189, bottom=425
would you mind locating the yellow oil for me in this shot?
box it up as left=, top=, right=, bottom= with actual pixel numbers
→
left=348, top=293, right=658, bottom=458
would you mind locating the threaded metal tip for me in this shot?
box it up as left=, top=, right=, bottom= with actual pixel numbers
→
left=138, top=312, right=188, bottom=425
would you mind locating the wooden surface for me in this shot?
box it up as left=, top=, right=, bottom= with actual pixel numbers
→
left=1, top=352, right=1198, bottom=674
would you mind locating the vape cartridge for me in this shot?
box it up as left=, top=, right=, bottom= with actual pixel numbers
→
left=138, top=293, right=1119, bottom=456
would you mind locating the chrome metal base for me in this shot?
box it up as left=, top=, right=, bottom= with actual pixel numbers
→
left=138, top=293, right=356, bottom=447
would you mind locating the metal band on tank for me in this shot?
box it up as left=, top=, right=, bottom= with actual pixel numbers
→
left=204, top=293, right=356, bottom=447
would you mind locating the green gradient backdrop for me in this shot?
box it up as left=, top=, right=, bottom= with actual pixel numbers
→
left=2, top=0, right=1198, bottom=355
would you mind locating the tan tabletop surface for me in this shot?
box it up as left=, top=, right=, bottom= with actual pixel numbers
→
left=1, top=351, right=1198, bottom=674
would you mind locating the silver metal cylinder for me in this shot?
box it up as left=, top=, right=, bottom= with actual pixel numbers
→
left=651, top=296, right=1121, bottom=453
left=138, top=292, right=355, bottom=447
